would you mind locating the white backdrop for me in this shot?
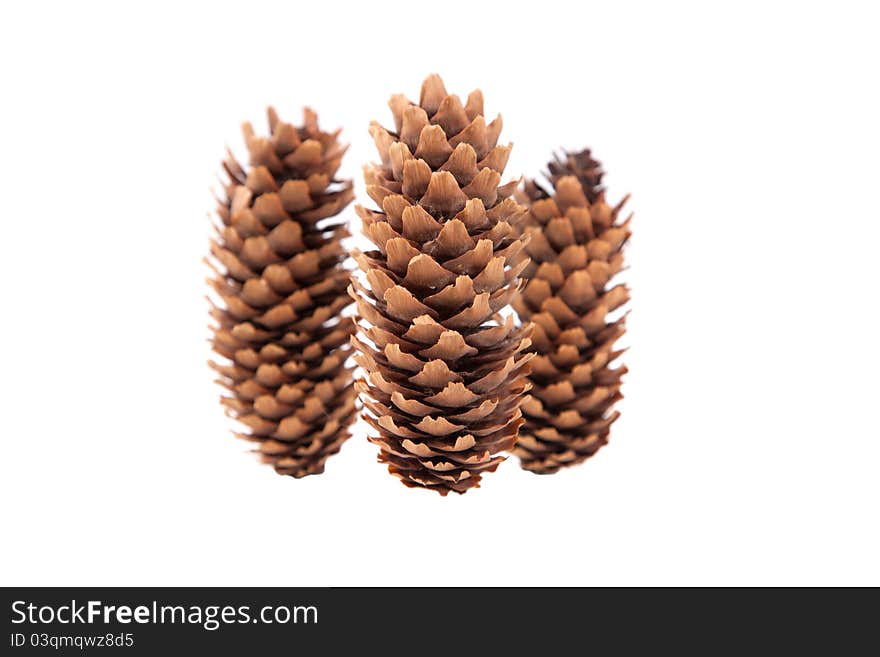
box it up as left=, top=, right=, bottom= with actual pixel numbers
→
left=1, top=1, right=878, bottom=586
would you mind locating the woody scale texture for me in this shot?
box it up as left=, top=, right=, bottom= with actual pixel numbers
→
left=512, top=149, right=631, bottom=474
left=209, top=108, right=357, bottom=477
left=350, top=74, right=534, bottom=494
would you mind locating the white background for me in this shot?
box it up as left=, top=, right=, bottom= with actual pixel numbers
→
left=1, top=1, right=878, bottom=586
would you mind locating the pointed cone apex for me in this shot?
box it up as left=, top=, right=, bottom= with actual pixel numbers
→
left=548, top=148, right=606, bottom=204
left=420, top=74, right=449, bottom=116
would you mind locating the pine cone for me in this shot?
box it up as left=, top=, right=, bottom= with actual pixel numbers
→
left=350, top=74, right=534, bottom=495
left=512, top=150, right=631, bottom=474
left=209, top=107, right=357, bottom=478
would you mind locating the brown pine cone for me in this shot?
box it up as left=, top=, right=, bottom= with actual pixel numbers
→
left=209, top=107, right=357, bottom=478
left=350, top=74, right=534, bottom=495
left=513, top=151, right=631, bottom=474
